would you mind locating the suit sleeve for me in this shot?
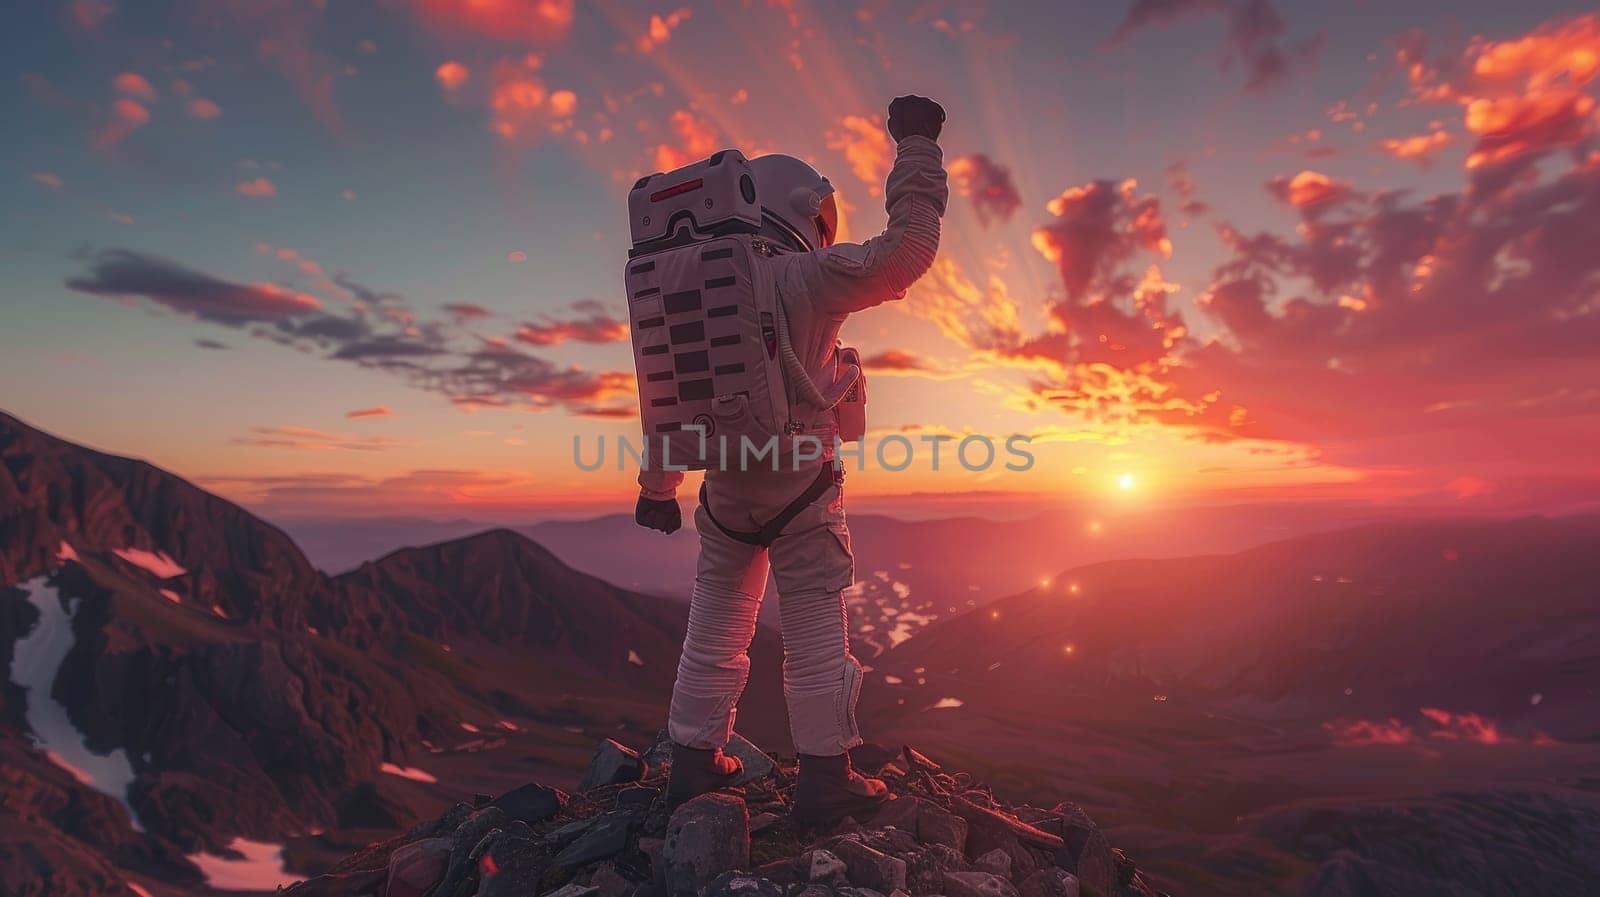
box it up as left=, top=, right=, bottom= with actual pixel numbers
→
left=810, top=135, right=948, bottom=315
left=638, top=464, right=684, bottom=501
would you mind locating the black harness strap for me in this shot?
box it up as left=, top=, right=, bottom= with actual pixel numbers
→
left=699, top=464, right=838, bottom=548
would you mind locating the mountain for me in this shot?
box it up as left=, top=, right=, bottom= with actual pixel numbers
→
left=0, top=410, right=784, bottom=897
left=863, top=515, right=1600, bottom=895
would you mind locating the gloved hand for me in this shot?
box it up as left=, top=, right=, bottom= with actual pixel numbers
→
left=887, top=95, right=945, bottom=143
left=635, top=493, right=682, bottom=534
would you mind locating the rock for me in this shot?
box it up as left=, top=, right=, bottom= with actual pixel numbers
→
left=723, top=733, right=776, bottom=786
left=802, top=848, right=848, bottom=885
left=581, top=739, right=648, bottom=791
left=974, top=849, right=1011, bottom=879
left=917, top=804, right=969, bottom=854
left=618, top=786, right=659, bottom=808
left=556, top=811, right=637, bottom=867
left=474, top=833, right=553, bottom=897
left=639, top=836, right=666, bottom=888
left=1019, top=868, right=1080, bottom=897
left=663, top=793, right=750, bottom=895
left=942, top=871, right=1020, bottom=897
left=1053, top=824, right=1115, bottom=897
left=643, top=729, right=675, bottom=766
left=547, top=884, right=601, bottom=897
left=794, top=886, right=834, bottom=897
left=383, top=836, right=450, bottom=897
left=591, top=864, right=636, bottom=897
left=433, top=806, right=509, bottom=895
left=833, top=839, right=908, bottom=893
left=704, top=870, right=786, bottom=897
left=905, top=844, right=969, bottom=896
left=951, top=797, right=1062, bottom=855
left=491, top=783, right=567, bottom=825
left=749, top=812, right=781, bottom=833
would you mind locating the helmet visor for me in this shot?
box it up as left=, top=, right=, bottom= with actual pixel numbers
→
left=815, top=193, right=838, bottom=248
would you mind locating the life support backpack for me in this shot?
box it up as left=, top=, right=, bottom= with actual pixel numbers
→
left=625, top=149, right=861, bottom=471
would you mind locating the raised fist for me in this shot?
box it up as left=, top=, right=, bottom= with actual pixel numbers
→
left=887, top=95, right=945, bottom=143
left=635, top=493, right=682, bottom=534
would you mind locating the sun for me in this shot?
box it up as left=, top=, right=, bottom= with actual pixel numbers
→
left=1117, top=473, right=1136, bottom=491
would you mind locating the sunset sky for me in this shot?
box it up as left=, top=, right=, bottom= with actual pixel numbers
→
left=3, top=0, right=1598, bottom=520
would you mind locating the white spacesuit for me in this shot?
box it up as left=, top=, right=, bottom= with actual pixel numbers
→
left=637, top=96, right=948, bottom=821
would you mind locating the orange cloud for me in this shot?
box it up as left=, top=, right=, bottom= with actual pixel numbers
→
left=949, top=154, right=1023, bottom=226
left=113, top=72, right=157, bottom=101
left=825, top=115, right=892, bottom=196
left=1269, top=169, right=1351, bottom=208
left=186, top=98, right=222, bottom=120
left=235, top=425, right=400, bottom=452
left=637, top=7, right=692, bottom=53
left=412, top=0, right=575, bottom=43
left=1380, top=129, right=1451, bottom=163
left=436, top=60, right=470, bottom=91
left=346, top=406, right=394, bottom=419
left=654, top=108, right=719, bottom=171
left=513, top=300, right=627, bottom=346
left=487, top=56, right=576, bottom=141
left=235, top=177, right=277, bottom=198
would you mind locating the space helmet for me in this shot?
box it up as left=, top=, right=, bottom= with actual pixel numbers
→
left=749, top=154, right=838, bottom=252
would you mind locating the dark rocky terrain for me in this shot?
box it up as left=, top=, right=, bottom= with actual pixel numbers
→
left=284, top=736, right=1166, bottom=897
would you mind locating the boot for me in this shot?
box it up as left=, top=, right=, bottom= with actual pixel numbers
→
left=666, top=742, right=744, bottom=809
left=791, top=752, right=890, bottom=828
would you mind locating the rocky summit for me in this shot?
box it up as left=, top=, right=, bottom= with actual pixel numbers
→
left=285, top=736, right=1167, bottom=897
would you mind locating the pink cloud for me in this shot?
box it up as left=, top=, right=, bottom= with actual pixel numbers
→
left=33, top=172, right=63, bottom=189
left=435, top=60, right=470, bottom=91
left=654, top=109, right=719, bottom=171
left=95, top=98, right=150, bottom=149
left=636, top=7, right=692, bottom=53
left=113, top=72, right=157, bottom=101
left=346, top=406, right=394, bottom=419
left=236, top=177, right=277, bottom=198
left=69, top=0, right=114, bottom=29
left=186, top=98, right=222, bottom=120
left=513, top=301, right=627, bottom=346
left=411, top=0, right=575, bottom=44
left=949, top=154, right=1023, bottom=227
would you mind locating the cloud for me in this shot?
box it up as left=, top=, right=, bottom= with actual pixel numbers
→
left=95, top=98, right=150, bottom=149
left=113, top=72, right=157, bottom=101
left=186, top=98, right=222, bottom=120
left=236, top=177, right=277, bottom=198
left=410, top=0, right=575, bottom=44
left=1107, top=0, right=1319, bottom=91
left=825, top=115, right=893, bottom=196
left=69, top=248, right=634, bottom=417
left=1032, top=179, right=1172, bottom=301
left=948, top=154, right=1023, bottom=226
left=486, top=55, right=578, bottom=142
left=68, top=249, right=322, bottom=324
left=654, top=108, right=719, bottom=171
left=513, top=300, right=628, bottom=346
left=637, top=7, right=692, bottom=53
left=195, top=339, right=230, bottom=350
left=435, top=61, right=470, bottom=91
left=69, top=0, right=114, bottom=29
left=346, top=406, right=394, bottom=419
left=1165, top=161, right=1209, bottom=216
left=235, top=425, right=400, bottom=452
left=33, top=172, right=63, bottom=189
left=1396, top=13, right=1600, bottom=184
left=443, top=303, right=492, bottom=321
left=1380, top=129, right=1452, bottom=164
left=1266, top=169, right=1353, bottom=210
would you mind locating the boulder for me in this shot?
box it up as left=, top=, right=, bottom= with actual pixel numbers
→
left=917, top=804, right=969, bottom=854
left=546, top=884, right=601, bottom=897
left=490, top=783, right=567, bottom=825
left=723, top=733, right=777, bottom=786
left=803, top=848, right=849, bottom=885
left=942, top=871, right=1021, bottom=897
left=1019, top=868, right=1080, bottom=897
left=1053, top=824, right=1115, bottom=897
left=973, top=849, right=1011, bottom=879
left=663, top=793, right=750, bottom=895
left=474, top=833, right=553, bottom=897
left=591, top=863, right=636, bottom=897
left=555, top=811, right=637, bottom=867
left=383, top=836, right=450, bottom=897
left=704, top=870, right=786, bottom=897
left=580, top=739, right=648, bottom=791
left=832, top=838, right=908, bottom=893
left=905, top=844, right=969, bottom=895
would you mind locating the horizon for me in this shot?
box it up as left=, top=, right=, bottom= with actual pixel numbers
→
left=5, top=1, right=1600, bottom=523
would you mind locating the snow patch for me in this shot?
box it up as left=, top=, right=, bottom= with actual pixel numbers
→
left=381, top=762, right=438, bottom=783
left=112, top=547, right=186, bottom=579
left=460, top=722, right=480, bottom=733
left=10, top=578, right=140, bottom=826
left=628, top=649, right=644, bottom=667
left=928, top=697, right=964, bottom=710
left=191, top=838, right=291, bottom=892
left=126, top=883, right=154, bottom=897
left=159, top=589, right=182, bottom=604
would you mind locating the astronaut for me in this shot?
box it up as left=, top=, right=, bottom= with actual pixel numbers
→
left=635, top=95, right=948, bottom=823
